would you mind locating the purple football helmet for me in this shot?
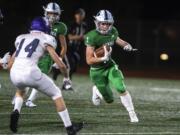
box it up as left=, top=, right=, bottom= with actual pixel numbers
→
left=30, top=17, right=50, bottom=33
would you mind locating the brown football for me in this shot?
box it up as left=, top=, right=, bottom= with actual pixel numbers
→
left=94, top=45, right=111, bottom=57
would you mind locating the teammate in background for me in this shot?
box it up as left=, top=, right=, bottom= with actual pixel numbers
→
left=26, top=2, right=72, bottom=107
left=52, top=8, right=87, bottom=80
left=9, top=17, right=83, bottom=135
left=0, top=9, right=4, bottom=24
left=0, top=52, right=10, bottom=69
left=85, top=10, right=139, bottom=123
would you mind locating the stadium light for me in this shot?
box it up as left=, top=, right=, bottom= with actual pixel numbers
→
left=160, top=53, right=169, bottom=61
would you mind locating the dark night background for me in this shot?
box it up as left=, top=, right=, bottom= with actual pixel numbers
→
left=0, top=0, right=180, bottom=76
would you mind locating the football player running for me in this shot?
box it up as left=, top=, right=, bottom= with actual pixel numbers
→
left=9, top=17, right=83, bottom=134
left=26, top=2, right=72, bottom=108
left=85, top=10, right=139, bottom=123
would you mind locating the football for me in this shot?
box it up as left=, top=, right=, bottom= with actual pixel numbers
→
left=94, top=45, right=111, bottom=57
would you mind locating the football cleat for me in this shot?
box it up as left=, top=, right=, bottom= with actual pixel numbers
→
left=10, top=109, right=20, bottom=133
left=62, top=79, right=74, bottom=91
left=25, top=100, right=37, bottom=108
left=92, top=85, right=103, bottom=106
left=66, top=122, right=84, bottom=135
left=129, top=111, right=139, bottom=123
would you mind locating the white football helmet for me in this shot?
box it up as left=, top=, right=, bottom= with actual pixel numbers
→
left=43, top=2, right=62, bottom=24
left=94, top=10, right=114, bottom=34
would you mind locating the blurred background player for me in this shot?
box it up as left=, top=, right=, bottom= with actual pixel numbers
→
left=85, top=10, right=139, bottom=123
left=52, top=8, right=87, bottom=80
left=26, top=2, right=72, bottom=107
left=0, top=8, right=3, bottom=24
left=9, top=17, right=83, bottom=134
left=0, top=52, right=10, bottom=69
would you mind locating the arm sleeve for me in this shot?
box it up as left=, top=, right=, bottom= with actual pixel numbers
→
left=14, top=35, right=22, bottom=48
left=113, top=27, right=119, bottom=40
left=58, top=22, right=68, bottom=36
left=84, top=34, right=95, bottom=47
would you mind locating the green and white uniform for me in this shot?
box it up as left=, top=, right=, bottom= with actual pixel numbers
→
left=38, top=22, right=67, bottom=74
left=85, top=27, right=126, bottom=103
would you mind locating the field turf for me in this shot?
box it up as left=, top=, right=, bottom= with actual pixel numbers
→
left=0, top=71, right=180, bottom=134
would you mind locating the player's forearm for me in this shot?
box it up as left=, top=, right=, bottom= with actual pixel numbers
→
left=86, top=56, right=104, bottom=65
left=7, top=52, right=15, bottom=70
left=55, top=60, right=68, bottom=78
left=59, top=36, right=67, bottom=58
left=58, top=64, right=68, bottom=78
left=116, top=37, right=130, bottom=48
left=86, top=47, right=104, bottom=65
left=68, top=34, right=83, bottom=41
left=60, top=46, right=66, bottom=58
left=47, top=46, right=68, bottom=77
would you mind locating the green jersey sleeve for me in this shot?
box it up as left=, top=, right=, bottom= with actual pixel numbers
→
left=112, top=26, right=119, bottom=40
left=84, top=30, right=96, bottom=47
left=58, top=22, right=67, bottom=35
left=51, top=22, right=67, bottom=37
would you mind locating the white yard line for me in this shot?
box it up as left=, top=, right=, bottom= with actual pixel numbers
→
left=128, top=86, right=180, bottom=92
left=150, top=87, right=180, bottom=92
left=0, top=112, right=127, bottom=115
left=0, top=133, right=178, bottom=135
left=80, top=133, right=180, bottom=135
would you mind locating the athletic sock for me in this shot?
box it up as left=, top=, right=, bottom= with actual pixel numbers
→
left=24, top=87, right=30, bottom=95
left=27, top=88, right=38, bottom=102
left=14, top=96, right=23, bottom=113
left=93, top=85, right=103, bottom=99
left=58, top=109, right=72, bottom=127
left=120, top=91, right=135, bottom=113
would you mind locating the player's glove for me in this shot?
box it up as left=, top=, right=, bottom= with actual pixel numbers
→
left=123, top=44, right=133, bottom=51
left=100, top=46, right=112, bottom=62
left=0, top=52, right=10, bottom=64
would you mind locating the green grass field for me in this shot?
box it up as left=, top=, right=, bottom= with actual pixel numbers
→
left=0, top=71, right=180, bottom=134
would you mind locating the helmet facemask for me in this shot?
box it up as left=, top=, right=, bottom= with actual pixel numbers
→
left=95, top=20, right=113, bottom=34
left=45, top=11, right=60, bottom=25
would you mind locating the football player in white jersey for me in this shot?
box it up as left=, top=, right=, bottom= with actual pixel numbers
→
left=8, top=17, right=83, bottom=135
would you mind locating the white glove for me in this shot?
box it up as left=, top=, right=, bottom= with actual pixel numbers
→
left=0, top=52, right=10, bottom=64
left=123, top=44, right=133, bottom=51
left=100, top=46, right=112, bottom=62
left=1, top=63, right=8, bottom=69
left=52, top=57, right=63, bottom=69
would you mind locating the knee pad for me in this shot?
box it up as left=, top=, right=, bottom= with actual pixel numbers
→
left=51, top=86, right=62, bottom=100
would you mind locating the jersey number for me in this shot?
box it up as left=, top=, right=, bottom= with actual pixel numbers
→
left=15, top=39, right=39, bottom=57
